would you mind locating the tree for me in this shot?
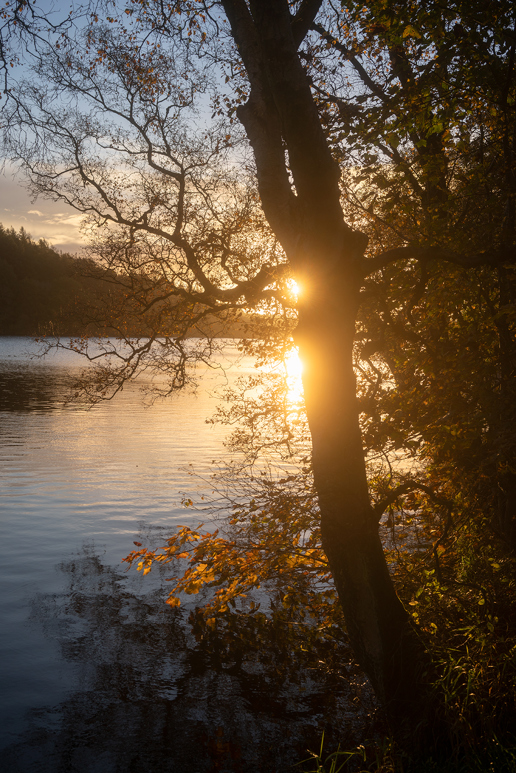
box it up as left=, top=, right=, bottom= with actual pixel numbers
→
left=0, top=1, right=88, bottom=96
left=3, top=0, right=515, bottom=736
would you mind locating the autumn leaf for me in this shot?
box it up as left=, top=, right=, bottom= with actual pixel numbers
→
left=402, top=25, right=422, bottom=39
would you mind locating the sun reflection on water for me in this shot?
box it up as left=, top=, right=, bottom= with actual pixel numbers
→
left=284, top=347, right=304, bottom=404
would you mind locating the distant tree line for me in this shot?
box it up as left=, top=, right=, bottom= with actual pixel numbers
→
left=0, top=224, right=247, bottom=337
left=0, top=224, right=106, bottom=336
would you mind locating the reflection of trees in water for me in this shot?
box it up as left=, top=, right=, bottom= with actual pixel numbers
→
left=0, top=364, right=75, bottom=413
left=3, top=544, right=374, bottom=773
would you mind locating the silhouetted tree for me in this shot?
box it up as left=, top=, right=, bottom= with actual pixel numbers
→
left=3, top=0, right=515, bottom=737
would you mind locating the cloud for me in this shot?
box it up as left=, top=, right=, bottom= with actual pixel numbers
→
left=45, top=213, right=86, bottom=227
left=0, top=170, right=87, bottom=253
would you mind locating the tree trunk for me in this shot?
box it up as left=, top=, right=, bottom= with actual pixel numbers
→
left=294, top=249, right=430, bottom=727
left=221, top=0, right=432, bottom=730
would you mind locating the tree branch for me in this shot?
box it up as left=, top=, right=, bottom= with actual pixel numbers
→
left=363, top=245, right=511, bottom=277
left=310, top=21, right=391, bottom=105
left=291, top=0, right=323, bottom=48
left=373, top=481, right=452, bottom=520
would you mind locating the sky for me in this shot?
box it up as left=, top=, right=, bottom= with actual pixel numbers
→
left=0, top=0, right=88, bottom=254
left=0, top=166, right=86, bottom=254
left=0, top=0, right=219, bottom=256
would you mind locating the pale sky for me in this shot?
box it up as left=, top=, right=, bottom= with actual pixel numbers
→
left=0, top=167, right=87, bottom=254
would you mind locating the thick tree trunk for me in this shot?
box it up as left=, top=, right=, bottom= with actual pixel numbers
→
left=221, top=0, right=432, bottom=730
left=294, top=252, right=430, bottom=725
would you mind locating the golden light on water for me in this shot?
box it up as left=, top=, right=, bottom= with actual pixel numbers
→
left=284, top=346, right=304, bottom=403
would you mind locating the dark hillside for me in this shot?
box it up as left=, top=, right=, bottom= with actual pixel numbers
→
left=0, top=225, right=103, bottom=336
left=0, top=224, right=252, bottom=338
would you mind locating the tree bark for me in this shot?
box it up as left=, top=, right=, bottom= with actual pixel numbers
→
left=295, top=256, right=429, bottom=721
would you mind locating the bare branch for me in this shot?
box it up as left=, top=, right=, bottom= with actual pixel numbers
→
left=373, top=481, right=453, bottom=520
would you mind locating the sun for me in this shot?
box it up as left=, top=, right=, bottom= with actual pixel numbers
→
left=287, top=278, right=302, bottom=301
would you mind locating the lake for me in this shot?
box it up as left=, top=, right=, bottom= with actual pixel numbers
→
left=0, top=337, right=373, bottom=772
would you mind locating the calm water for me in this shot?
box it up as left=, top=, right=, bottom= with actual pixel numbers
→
left=0, top=337, right=372, bottom=772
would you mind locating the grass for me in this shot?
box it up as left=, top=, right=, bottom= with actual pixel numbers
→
left=299, top=733, right=516, bottom=772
